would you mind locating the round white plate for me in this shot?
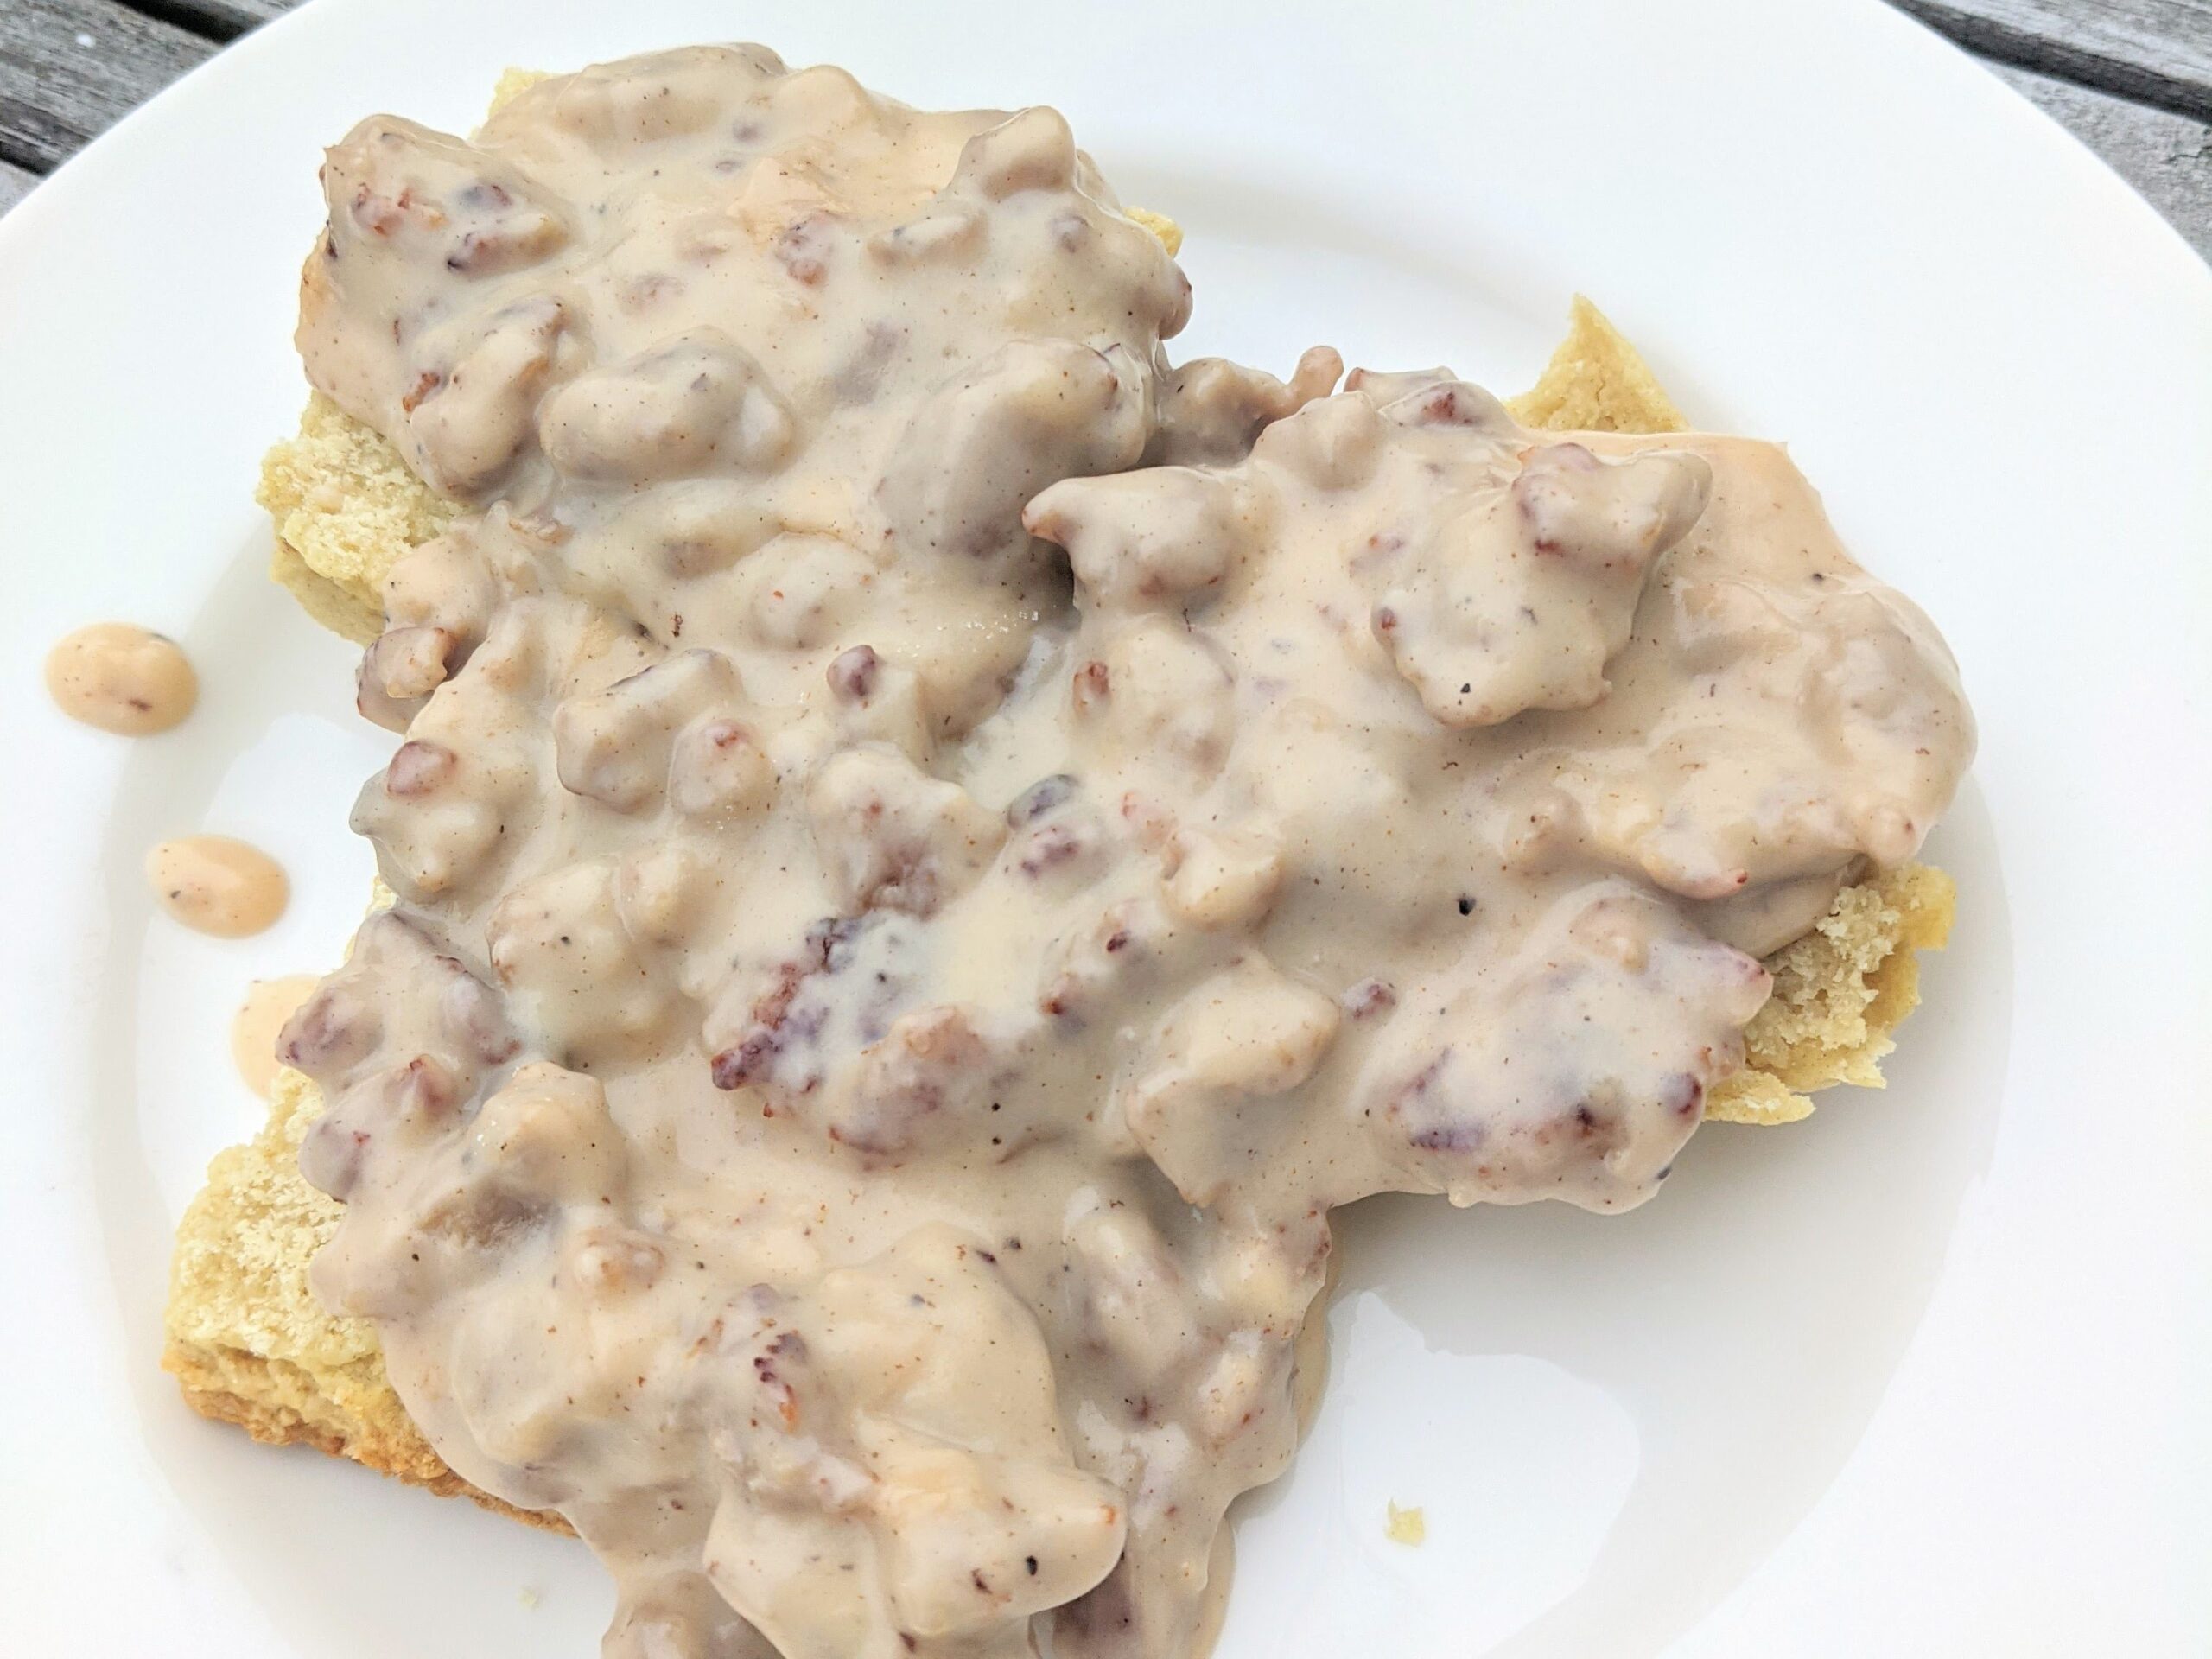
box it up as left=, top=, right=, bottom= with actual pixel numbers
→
left=2, top=0, right=2205, bottom=1652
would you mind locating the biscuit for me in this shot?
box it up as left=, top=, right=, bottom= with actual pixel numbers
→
left=167, top=295, right=1953, bottom=1522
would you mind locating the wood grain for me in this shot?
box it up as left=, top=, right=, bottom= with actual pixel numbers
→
left=2, top=0, right=2209, bottom=257
left=0, top=158, right=35, bottom=216
left=1999, top=60, right=2212, bottom=256
left=0, top=0, right=212, bottom=173
left=1896, top=0, right=2212, bottom=121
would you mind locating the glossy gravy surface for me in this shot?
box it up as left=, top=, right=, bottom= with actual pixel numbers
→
left=276, top=45, right=1972, bottom=1659
left=148, top=835, right=289, bottom=938
left=47, top=622, right=197, bottom=734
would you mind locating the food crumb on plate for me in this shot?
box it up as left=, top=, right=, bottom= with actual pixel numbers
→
left=1386, top=1500, right=1427, bottom=1546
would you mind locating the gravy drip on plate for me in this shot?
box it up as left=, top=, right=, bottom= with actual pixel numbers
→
left=276, top=46, right=1973, bottom=1659
left=47, top=622, right=197, bottom=734
left=148, top=836, right=289, bottom=937
left=233, top=976, right=323, bottom=1096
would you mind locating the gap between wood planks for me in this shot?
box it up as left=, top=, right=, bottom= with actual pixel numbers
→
left=114, top=0, right=286, bottom=42
left=3, top=0, right=2209, bottom=260
left=1895, top=0, right=2212, bottom=124
left=1998, top=60, right=2212, bottom=257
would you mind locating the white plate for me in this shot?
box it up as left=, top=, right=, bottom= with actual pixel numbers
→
left=1, top=0, right=2206, bottom=1652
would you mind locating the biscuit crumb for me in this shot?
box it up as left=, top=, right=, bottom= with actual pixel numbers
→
left=1509, top=295, right=1685, bottom=434
left=1386, top=1500, right=1427, bottom=1546
left=487, top=68, right=550, bottom=118
left=1126, top=206, right=1184, bottom=257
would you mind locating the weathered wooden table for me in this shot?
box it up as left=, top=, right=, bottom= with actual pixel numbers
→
left=2, top=0, right=2207, bottom=258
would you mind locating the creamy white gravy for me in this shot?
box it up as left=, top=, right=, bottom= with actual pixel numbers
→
left=47, top=622, right=197, bottom=734
left=275, top=45, right=1972, bottom=1659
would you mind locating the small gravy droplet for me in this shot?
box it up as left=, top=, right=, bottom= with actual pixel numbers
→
left=231, top=975, right=321, bottom=1096
left=46, top=623, right=198, bottom=734
left=146, top=836, right=289, bottom=938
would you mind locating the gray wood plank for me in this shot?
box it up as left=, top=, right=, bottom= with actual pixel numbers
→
left=0, top=0, right=213, bottom=173
left=3, top=0, right=2206, bottom=267
left=1998, top=60, right=2212, bottom=257
left=0, top=157, right=35, bottom=215
left=1895, top=0, right=2212, bottom=121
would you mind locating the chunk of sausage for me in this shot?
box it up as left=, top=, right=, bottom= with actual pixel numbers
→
left=880, top=338, right=1150, bottom=560
left=823, top=1003, right=999, bottom=1161
left=488, top=861, right=682, bottom=1066
left=702, top=1226, right=1125, bottom=1657
left=313, top=115, right=569, bottom=301
left=351, top=635, right=540, bottom=900
left=553, top=649, right=747, bottom=813
left=1355, top=883, right=1770, bottom=1211
left=1372, top=442, right=1710, bottom=727
left=1063, top=1206, right=1202, bottom=1386
left=1073, top=614, right=1236, bottom=778
left=806, top=749, right=1004, bottom=916
left=540, top=328, right=796, bottom=483
left=1026, top=467, right=1249, bottom=613
left=1147, top=346, right=1342, bottom=467
left=1120, top=958, right=1340, bottom=1205
left=405, top=296, right=571, bottom=496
